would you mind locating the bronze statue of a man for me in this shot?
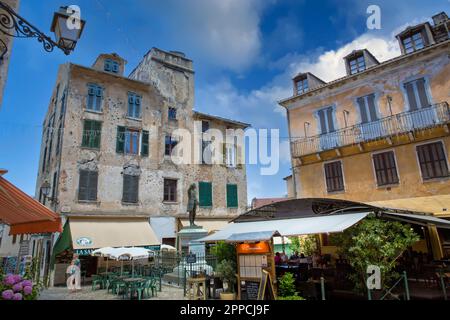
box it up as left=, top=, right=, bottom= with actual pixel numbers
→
left=187, top=183, right=198, bottom=227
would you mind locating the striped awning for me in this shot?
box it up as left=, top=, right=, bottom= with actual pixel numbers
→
left=0, top=173, right=62, bottom=235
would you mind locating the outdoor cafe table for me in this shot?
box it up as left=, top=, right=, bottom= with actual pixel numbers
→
left=123, top=278, right=145, bottom=300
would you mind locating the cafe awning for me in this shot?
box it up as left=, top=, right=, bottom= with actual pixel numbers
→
left=383, top=212, right=450, bottom=229
left=69, top=217, right=160, bottom=250
left=198, top=212, right=371, bottom=242
left=0, top=172, right=62, bottom=235
left=52, top=216, right=160, bottom=257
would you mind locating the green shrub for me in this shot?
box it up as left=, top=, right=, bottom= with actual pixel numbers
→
left=277, top=295, right=305, bottom=300
left=278, top=272, right=296, bottom=297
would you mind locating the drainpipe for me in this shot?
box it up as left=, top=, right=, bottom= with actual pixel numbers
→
left=286, top=109, right=298, bottom=198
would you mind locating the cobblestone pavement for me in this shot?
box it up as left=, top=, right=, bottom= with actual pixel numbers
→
left=38, top=284, right=186, bottom=300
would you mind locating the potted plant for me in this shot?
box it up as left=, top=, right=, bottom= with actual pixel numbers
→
left=215, top=260, right=237, bottom=300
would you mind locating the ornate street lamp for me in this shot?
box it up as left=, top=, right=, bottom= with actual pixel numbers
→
left=40, top=181, right=56, bottom=203
left=0, top=2, right=85, bottom=56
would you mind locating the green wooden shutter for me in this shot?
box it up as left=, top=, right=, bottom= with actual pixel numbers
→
left=141, top=130, right=149, bottom=156
left=87, top=171, right=98, bottom=201
left=78, top=170, right=89, bottom=200
left=92, top=121, right=102, bottom=148
left=116, top=126, right=125, bottom=153
left=226, top=184, right=238, bottom=208
left=199, top=182, right=212, bottom=207
left=81, top=120, right=92, bottom=147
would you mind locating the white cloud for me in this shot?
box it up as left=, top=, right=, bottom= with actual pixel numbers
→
left=286, top=33, right=401, bottom=82
left=197, top=79, right=290, bottom=129
left=151, top=0, right=272, bottom=72
left=198, top=32, right=402, bottom=129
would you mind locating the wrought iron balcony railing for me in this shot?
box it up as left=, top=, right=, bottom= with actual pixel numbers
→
left=291, top=102, right=450, bottom=158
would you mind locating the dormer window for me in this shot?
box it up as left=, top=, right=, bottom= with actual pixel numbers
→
left=295, top=77, right=309, bottom=95
left=349, top=55, right=366, bottom=75
left=104, top=59, right=119, bottom=73
left=402, top=32, right=424, bottom=53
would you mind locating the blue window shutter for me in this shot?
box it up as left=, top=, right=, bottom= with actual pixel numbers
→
left=112, top=62, right=119, bottom=73
left=104, top=59, right=111, bottom=72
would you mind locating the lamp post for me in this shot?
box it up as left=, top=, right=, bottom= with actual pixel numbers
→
left=0, top=2, right=85, bottom=57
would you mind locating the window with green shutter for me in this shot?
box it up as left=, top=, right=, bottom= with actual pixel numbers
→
left=226, top=184, right=238, bottom=208
left=123, top=174, right=139, bottom=204
left=81, top=120, right=102, bottom=149
left=199, top=182, right=212, bottom=207
left=78, top=170, right=98, bottom=201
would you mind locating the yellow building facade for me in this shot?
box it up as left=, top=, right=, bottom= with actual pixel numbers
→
left=279, top=13, right=450, bottom=218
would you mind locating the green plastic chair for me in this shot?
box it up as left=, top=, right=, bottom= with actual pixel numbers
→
left=135, top=281, right=147, bottom=300
left=145, top=277, right=157, bottom=297
left=91, top=275, right=103, bottom=291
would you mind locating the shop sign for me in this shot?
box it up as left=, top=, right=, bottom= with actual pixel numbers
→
left=237, top=242, right=270, bottom=254
left=75, top=237, right=93, bottom=247
left=74, top=249, right=94, bottom=256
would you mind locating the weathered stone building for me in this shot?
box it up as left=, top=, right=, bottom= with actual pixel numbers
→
left=35, top=48, right=249, bottom=280
left=279, top=12, right=450, bottom=216
left=0, top=0, right=20, bottom=109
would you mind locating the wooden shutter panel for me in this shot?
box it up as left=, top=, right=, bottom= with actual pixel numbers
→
left=326, top=107, right=335, bottom=132
left=123, top=175, right=131, bottom=203
left=199, top=182, right=212, bottom=207
left=141, top=130, right=149, bottom=156
left=405, top=82, right=418, bottom=111
left=82, top=120, right=91, bottom=147
left=87, top=171, right=98, bottom=201
left=357, top=97, right=368, bottom=123
left=318, top=109, right=327, bottom=134
left=92, top=121, right=101, bottom=148
left=367, top=94, right=378, bottom=121
left=78, top=170, right=89, bottom=200
left=227, top=184, right=238, bottom=208
left=416, top=79, right=429, bottom=108
left=116, top=126, right=125, bottom=153
left=131, top=175, right=139, bottom=203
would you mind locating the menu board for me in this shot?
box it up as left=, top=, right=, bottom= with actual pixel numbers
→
left=240, top=280, right=260, bottom=300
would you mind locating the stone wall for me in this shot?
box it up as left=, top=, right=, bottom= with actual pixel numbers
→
left=36, top=49, right=248, bottom=223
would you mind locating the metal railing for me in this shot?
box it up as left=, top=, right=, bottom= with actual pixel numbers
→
left=291, top=102, right=450, bottom=158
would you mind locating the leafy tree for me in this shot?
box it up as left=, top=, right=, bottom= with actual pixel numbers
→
left=333, top=217, right=419, bottom=293
left=289, top=235, right=318, bottom=256
left=211, top=241, right=236, bottom=264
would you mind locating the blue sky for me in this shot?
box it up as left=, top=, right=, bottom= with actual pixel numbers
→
left=0, top=0, right=448, bottom=202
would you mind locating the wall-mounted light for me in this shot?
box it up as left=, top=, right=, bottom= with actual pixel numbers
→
left=343, top=110, right=350, bottom=128
left=40, top=181, right=57, bottom=203
left=303, top=122, right=310, bottom=138
left=387, top=95, right=393, bottom=116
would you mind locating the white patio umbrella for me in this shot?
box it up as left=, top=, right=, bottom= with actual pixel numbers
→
left=109, top=247, right=155, bottom=277
left=92, top=247, right=117, bottom=275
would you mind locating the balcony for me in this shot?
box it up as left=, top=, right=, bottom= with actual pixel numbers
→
left=291, top=102, right=450, bottom=158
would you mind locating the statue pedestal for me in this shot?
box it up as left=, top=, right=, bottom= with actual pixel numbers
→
left=163, top=227, right=212, bottom=285
left=176, top=226, right=208, bottom=253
